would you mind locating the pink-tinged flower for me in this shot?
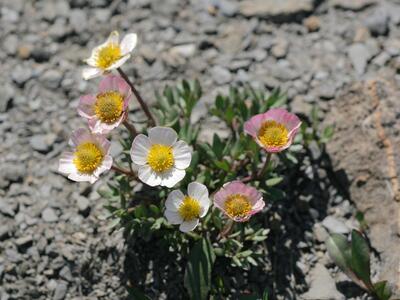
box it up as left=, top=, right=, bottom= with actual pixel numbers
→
left=214, top=181, right=264, bottom=222
left=82, top=31, right=137, bottom=80
left=78, top=75, right=132, bottom=134
left=244, top=108, right=301, bottom=153
left=58, top=128, right=113, bottom=184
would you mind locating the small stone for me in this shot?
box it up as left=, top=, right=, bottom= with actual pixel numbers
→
left=30, top=134, right=56, bottom=153
left=18, top=45, right=32, bottom=59
left=42, top=208, right=58, bottom=223
left=3, top=35, right=18, bottom=55
left=69, top=9, right=88, bottom=32
left=15, top=236, right=33, bottom=250
left=0, top=83, right=14, bottom=112
left=140, top=45, right=157, bottom=65
left=11, top=65, right=33, bottom=87
left=330, top=0, right=377, bottom=11
left=239, top=0, right=314, bottom=19
left=271, top=39, right=288, bottom=59
left=372, top=52, right=390, bottom=66
left=53, top=282, right=68, bottom=300
left=76, top=196, right=90, bottom=217
left=302, top=264, right=345, bottom=300
left=59, top=266, right=73, bottom=282
left=322, top=216, right=350, bottom=234
left=216, top=0, right=238, bottom=16
left=317, top=83, right=336, bottom=100
left=211, top=66, right=232, bottom=85
left=347, top=43, right=372, bottom=75
left=365, top=7, right=390, bottom=36
left=94, top=9, right=110, bottom=22
left=303, top=16, right=320, bottom=32
left=313, top=224, right=329, bottom=243
left=169, top=44, right=196, bottom=58
left=41, top=70, right=63, bottom=90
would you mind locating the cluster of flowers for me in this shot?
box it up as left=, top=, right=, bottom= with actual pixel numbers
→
left=59, top=31, right=302, bottom=233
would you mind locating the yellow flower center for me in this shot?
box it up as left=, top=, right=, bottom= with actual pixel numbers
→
left=96, top=43, right=122, bottom=69
left=94, top=91, right=124, bottom=124
left=147, top=144, right=174, bottom=173
left=178, top=196, right=201, bottom=221
left=224, top=194, right=252, bottom=219
left=73, top=142, right=104, bottom=174
left=258, top=120, right=288, bottom=148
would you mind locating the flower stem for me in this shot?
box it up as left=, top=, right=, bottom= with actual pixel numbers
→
left=217, top=219, right=234, bottom=241
left=123, top=119, right=138, bottom=137
left=242, top=152, right=272, bottom=183
left=111, top=165, right=136, bottom=177
left=117, top=67, right=156, bottom=126
left=257, top=152, right=272, bottom=179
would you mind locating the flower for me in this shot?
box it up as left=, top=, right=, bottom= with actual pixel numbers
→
left=244, top=108, right=301, bottom=153
left=78, top=75, right=132, bottom=134
left=82, top=31, right=137, bottom=80
left=58, top=128, right=113, bottom=184
left=164, top=182, right=210, bottom=232
left=130, top=127, right=192, bottom=187
left=214, top=181, right=264, bottom=222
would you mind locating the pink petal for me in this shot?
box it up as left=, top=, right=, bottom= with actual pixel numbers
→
left=69, top=128, right=92, bottom=147
left=77, top=95, right=96, bottom=119
left=244, top=113, right=267, bottom=138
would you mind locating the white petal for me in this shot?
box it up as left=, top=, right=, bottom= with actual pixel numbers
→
left=130, top=134, right=151, bottom=165
left=106, top=55, right=131, bottom=71
left=199, top=204, right=210, bottom=218
left=173, top=141, right=192, bottom=169
left=188, top=182, right=209, bottom=202
left=120, top=33, right=137, bottom=55
left=58, top=152, right=76, bottom=174
left=179, top=219, right=199, bottom=232
left=165, top=190, right=185, bottom=211
left=94, top=155, right=113, bottom=176
left=138, top=165, right=162, bottom=187
left=148, top=127, right=177, bottom=146
left=68, top=172, right=98, bottom=184
left=107, top=31, right=119, bottom=44
left=164, top=210, right=183, bottom=225
left=159, top=168, right=186, bottom=188
left=85, top=56, right=97, bottom=67
left=82, top=67, right=102, bottom=80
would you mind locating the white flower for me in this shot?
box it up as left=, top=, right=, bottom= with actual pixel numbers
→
left=164, top=182, right=210, bottom=232
left=82, top=31, right=137, bottom=80
left=58, top=128, right=113, bottom=184
left=130, top=127, right=192, bottom=188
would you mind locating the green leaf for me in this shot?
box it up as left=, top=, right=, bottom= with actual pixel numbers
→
left=373, top=281, right=392, bottom=300
left=214, top=160, right=230, bottom=172
left=322, top=125, right=334, bottom=141
left=326, top=233, right=367, bottom=289
left=262, top=289, right=269, bottom=300
left=184, top=238, right=216, bottom=300
left=326, top=234, right=352, bottom=275
left=266, top=177, right=283, bottom=187
left=127, top=286, right=151, bottom=300
left=212, top=134, right=224, bottom=159
left=351, top=230, right=371, bottom=287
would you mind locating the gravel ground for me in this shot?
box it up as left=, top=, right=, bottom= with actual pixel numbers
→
left=1, top=0, right=400, bottom=299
